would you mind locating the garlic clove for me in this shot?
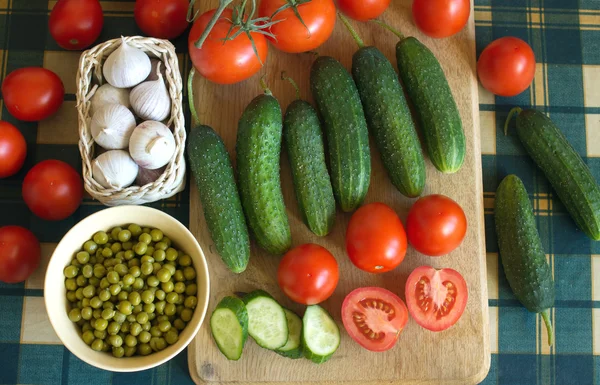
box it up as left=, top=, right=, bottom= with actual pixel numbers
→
left=103, top=37, right=151, bottom=88
left=130, top=62, right=171, bottom=121
left=92, top=150, right=139, bottom=189
left=90, top=84, right=131, bottom=115
left=91, top=103, right=137, bottom=150
left=129, top=121, right=176, bottom=170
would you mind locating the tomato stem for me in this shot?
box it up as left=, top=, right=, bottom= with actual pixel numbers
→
left=186, top=0, right=201, bottom=23
left=338, top=12, right=364, bottom=48
left=270, top=0, right=313, bottom=39
left=503, top=106, right=523, bottom=136
left=187, top=68, right=201, bottom=127
left=260, top=75, right=272, bottom=96
left=193, top=0, right=234, bottom=49
left=371, top=19, right=405, bottom=41
left=281, top=71, right=301, bottom=100
left=541, top=308, right=553, bottom=346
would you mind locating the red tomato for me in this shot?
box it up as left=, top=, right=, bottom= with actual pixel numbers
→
left=277, top=243, right=339, bottom=305
left=188, top=9, right=268, bottom=85
left=0, top=121, right=27, bottom=178
left=0, top=226, right=41, bottom=284
left=406, top=194, right=467, bottom=257
left=412, top=0, right=470, bottom=38
left=341, top=287, right=408, bottom=352
left=477, top=37, right=536, bottom=97
left=405, top=266, right=468, bottom=331
left=336, top=0, right=390, bottom=21
left=22, top=160, right=83, bottom=221
left=346, top=202, right=407, bottom=273
left=258, top=0, right=336, bottom=53
left=49, top=0, right=103, bottom=50
left=2, top=67, right=65, bottom=122
left=135, top=0, right=189, bottom=40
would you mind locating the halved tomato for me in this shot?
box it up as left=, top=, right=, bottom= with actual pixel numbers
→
left=405, top=266, right=468, bottom=332
left=341, top=287, right=408, bottom=352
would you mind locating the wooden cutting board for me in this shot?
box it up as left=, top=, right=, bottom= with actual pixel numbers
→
left=188, top=0, right=489, bottom=383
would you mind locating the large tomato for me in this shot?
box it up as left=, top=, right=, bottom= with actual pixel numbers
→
left=477, top=36, right=536, bottom=97
left=406, top=194, right=467, bottom=257
left=135, top=0, right=189, bottom=40
left=258, top=0, right=336, bottom=53
left=0, top=226, right=41, bottom=284
left=277, top=243, right=339, bottom=305
left=346, top=202, right=407, bottom=273
left=22, top=160, right=83, bottom=221
left=1, top=67, right=65, bottom=122
left=336, top=0, right=390, bottom=22
left=188, top=9, right=268, bottom=85
left=0, top=121, right=27, bottom=178
left=341, top=287, right=408, bottom=352
left=405, top=266, right=468, bottom=332
left=49, top=0, right=104, bottom=50
left=412, top=0, right=470, bottom=38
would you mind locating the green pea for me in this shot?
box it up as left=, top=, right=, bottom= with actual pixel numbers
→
left=163, top=263, right=176, bottom=275
left=95, top=252, right=104, bottom=262
left=176, top=305, right=184, bottom=315
left=139, top=233, right=152, bottom=245
left=76, top=275, right=87, bottom=287
left=140, top=262, right=153, bottom=276
left=116, top=229, right=131, bottom=243
left=173, top=318, right=186, bottom=331
left=99, top=277, right=110, bottom=290
left=109, top=284, right=121, bottom=296
left=174, top=282, right=185, bottom=294
left=77, top=266, right=91, bottom=282
left=107, top=334, right=123, bottom=348
left=118, top=301, right=133, bottom=315
left=166, top=292, right=179, bottom=304
left=185, top=284, right=197, bottom=296
left=128, top=258, right=140, bottom=268
left=93, top=330, right=106, bottom=341
left=127, top=314, right=136, bottom=323
left=182, top=308, right=194, bottom=322
left=101, top=308, right=115, bottom=320
left=120, top=321, right=130, bottom=333
left=64, top=265, right=78, bottom=279
left=99, top=289, right=111, bottom=302
left=113, top=311, right=126, bottom=324
left=103, top=301, right=114, bottom=310
left=125, top=224, right=140, bottom=238
left=112, top=346, right=125, bottom=358
left=138, top=330, right=151, bottom=344
left=64, top=278, right=76, bottom=291
left=173, top=270, right=184, bottom=282
left=133, top=277, right=144, bottom=290
left=109, top=227, right=121, bottom=240
left=145, top=246, right=155, bottom=256
left=153, top=249, right=166, bottom=262
left=165, top=329, right=179, bottom=345
left=68, top=308, right=81, bottom=322
left=80, top=330, right=94, bottom=345
left=165, top=248, right=178, bottom=261
left=140, top=255, right=154, bottom=264
left=82, top=285, right=95, bottom=298
left=133, top=304, right=143, bottom=315
left=107, top=321, right=121, bottom=335
left=147, top=276, right=159, bottom=287
left=178, top=255, right=192, bottom=267
left=100, top=247, right=112, bottom=258
left=183, top=267, right=196, bottom=280
left=88, top=277, right=100, bottom=287
left=126, top=292, right=141, bottom=307
left=138, top=343, right=152, bottom=356
left=157, top=315, right=169, bottom=323
left=121, top=346, right=134, bottom=357
left=90, top=297, right=103, bottom=309
left=143, top=303, right=155, bottom=314
left=114, top=263, right=128, bottom=276
left=156, top=268, right=171, bottom=283
left=95, top=318, right=108, bottom=331
left=75, top=288, right=84, bottom=300
left=133, top=312, right=147, bottom=325
left=130, top=322, right=142, bottom=337
left=142, top=322, right=151, bottom=332
left=150, top=337, right=167, bottom=352
left=155, top=290, right=166, bottom=301
left=162, top=237, right=172, bottom=247
left=160, top=281, right=174, bottom=293
left=83, top=240, right=98, bottom=254
left=146, top=229, right=162, bottom=242
left=158, top=320, right=172, bottom=333
left=74, top=252, right=89, bottom=265
left=123, top=250, right=135, bottom=261
left=91, top=338, right=104, bottom=351
left=150, top=326, right=162, bottom=337
left=93, top=265, right=106, bottom=278
left=81, top=298, right=91, bottom=309
left=164, top=303, right=176, bottom=316
left=156, top=301, right=166, bottom=315
left=184, top=296, right=197, bottom=309
left=129, top=266, right=141, bottom=278
left=125, top=334, right=137, bottom=347
left=104, top=271, right=117, bottom=285
left=134, top=242, right=147, bottom=256
left=152, top=262, right=162, bottom=274
left=155, top=242, right=168, bottom=251
left=122, top=274, right=135, bottom=287
left=66, top=292, right=77, bottom=303
left=111, top=244, right=122, bottom=254
left=93, top=309, right=103, bottom=319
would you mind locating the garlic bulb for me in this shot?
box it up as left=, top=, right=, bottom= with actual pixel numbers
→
left=92, top=150, right=139, bottom=189
left=129, top=121, right=176, bottom=170
left=91, top=103, right=137, bottom=150
left=130, top=63, right=171, bottom=121
left=146, top=59, right=166, bottom=82
left=136, top=166, right=166, bottom=186
left=90, top=84, right=131, bottom=115
left=103, top=37, right=151, bottom=88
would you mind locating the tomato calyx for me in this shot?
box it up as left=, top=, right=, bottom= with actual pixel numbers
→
left=269, top=0, right=313, bottom=37
left=352, top=297, right=401, bottom=341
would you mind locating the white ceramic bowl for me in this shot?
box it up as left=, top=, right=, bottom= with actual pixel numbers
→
left=44, top=206, right=210, bottom=372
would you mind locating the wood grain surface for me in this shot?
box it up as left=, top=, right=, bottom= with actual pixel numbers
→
left=188, top=0, right=490, bottom=383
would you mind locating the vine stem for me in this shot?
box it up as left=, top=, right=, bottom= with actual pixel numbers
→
left=193, top=0, right=234, bottom=49
left=371, top=19, right=405, bottom=40
left=260, top=75, right=272, bottom=96
left=281, top=71, right=301, bottom=100
left=187, top=67, right=200, bottom=126
left=503, top=106, right=523, bottom=135
left=541, top=309, right=554, bottom=346
left=338, top=12, right=364, bottom=48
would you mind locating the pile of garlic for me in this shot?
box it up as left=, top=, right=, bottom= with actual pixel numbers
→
left=89, top=37, right=176, bottom=190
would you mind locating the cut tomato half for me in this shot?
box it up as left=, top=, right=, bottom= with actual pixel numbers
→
left=341, top=287, right=408, bottom=352
left=405, top=266, right=468, bottom=332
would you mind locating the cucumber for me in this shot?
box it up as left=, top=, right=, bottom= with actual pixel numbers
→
left=243, top=290, right=288, bottom=350
left=276, top=308, right=304, bottom=359
left=210, top=296, right=248, bottom=360
left=310, top=56, right=371, bottom=212
left=302, top=305, right=340, bottom=364
left=495, top=174, right=555, bottom=345
left=508, top=107, right=600, bottom=240
left=236, top=88, right=292, bottom=255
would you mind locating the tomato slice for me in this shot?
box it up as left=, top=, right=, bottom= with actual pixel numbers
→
left=405, top=266, right=468, bottom=332
left=341, top=287, right=408, bottom=352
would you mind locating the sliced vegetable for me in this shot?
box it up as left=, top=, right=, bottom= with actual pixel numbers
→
left=243, top=290, right=288, bottom=350
left=210, top=296, right=249, bottom=360
left=302, top=305, right=340, bottom=363
left=276, top=308, right=304, bottom=359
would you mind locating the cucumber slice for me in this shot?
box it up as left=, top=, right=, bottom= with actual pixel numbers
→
left=243, top=290, right=288, bottom=350
left=276, top=308, right=304, bottom=359
left=210, top=296, right=248, bottom=360
left=302, top=305, right=340, bottom=364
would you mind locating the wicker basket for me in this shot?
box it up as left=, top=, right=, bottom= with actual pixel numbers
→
left=76, top=36, right=186, bottom=206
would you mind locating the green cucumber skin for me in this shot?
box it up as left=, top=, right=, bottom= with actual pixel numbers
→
left=243, top=290, right=288, bottom=350
left=302, top=305, right=340, bottom=364
left=516, top=109, right=600, bottom=240
left=310, top=56, right=371, bottom=212
left=211, top=296, right=248, bottom=360
left=236, top=93, right=292, bottom=255
left=275, top=308, right=304, bottom=359
left=495, top=175, right=555, bottom=313
left=187, top=125, right=250, bottom=273
left=395, top=37, right=466, bottom=174
left=352, top=46, right=426, bottom=197
left=283, top=99, right=336, bottom=236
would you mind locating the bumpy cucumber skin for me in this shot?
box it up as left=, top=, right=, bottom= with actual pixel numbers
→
left=236, top=94, right=292, bottom=255
left=187, top=125, right=250, bottom=273
left=283, top=99, right=336, bottom=236
left=395, top=37, right=466, bottom=174
left=211, top=296, right=248, bottom=360
left=310, top=56, right=371, bottom=212
left=352, top=46, right=426, bottom=197
left=516, top=109, right=600, bottom=240
left=495, top=175, right=555, bottom=313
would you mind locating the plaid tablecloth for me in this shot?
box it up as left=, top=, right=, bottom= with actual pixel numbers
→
left=0, top=0, right=598, bottom=384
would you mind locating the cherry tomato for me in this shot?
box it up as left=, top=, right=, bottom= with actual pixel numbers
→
left=258, top=0, right=336, bottom=53
left=477, top=37, right=536, bottom=97
left=1, top=67, right=65, bottom=122
left=341, top=287, right=408, bottom=352
left=277, top=243, right=339, bottom=305
left=346, top=202, right=407, bottom=273
left=336, top=0, right=390, bottom=21
left=412, top=0, right=470, bottom=38
left=405, top=266, right=468, bottom=331
left=22, top=160, right=83, bottom=221
left=0, top=121, right=27, bottom=178
left=49, top=0, right=103, bottom=50
left=0, top=226, right=41, bottom=284
left=406, top=194, right=467, bottom=257
left=188, top=9, right=268, bottom=85
left=135, top=0, right=189, bottom=40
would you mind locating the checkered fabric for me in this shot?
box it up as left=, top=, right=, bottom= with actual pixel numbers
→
left=0, top=0, right=598, bottom=384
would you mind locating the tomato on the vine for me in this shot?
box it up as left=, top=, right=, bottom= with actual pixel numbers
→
left=258, top=0, right=336, bottom=53
left=412, top=0, right=470, bottom=39
left=0, top=226, right=41, bottom=284
left=336, top=0, right=390, bottom=21
left=135, top=0, right=190, bottom=40
left=0, top=121, right=27, bottom=179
